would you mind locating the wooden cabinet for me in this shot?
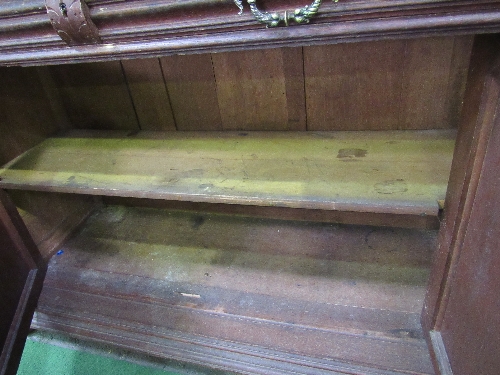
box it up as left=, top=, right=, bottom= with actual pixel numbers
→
left=1, top=1, right=499, bottom=374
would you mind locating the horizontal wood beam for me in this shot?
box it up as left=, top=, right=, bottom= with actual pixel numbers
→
left=0, top=129, right=455, bottom=217
left=0, top=0, right=499, bottom=65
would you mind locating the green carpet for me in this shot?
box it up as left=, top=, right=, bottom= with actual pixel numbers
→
left=17, top=336, right=181, bottom=375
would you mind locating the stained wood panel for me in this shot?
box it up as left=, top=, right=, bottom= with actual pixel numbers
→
left=0, top=129, right=455, bottom=217
left=160, top=54, right=221, bottom=131
left=422, top=35, right=499, bottom=334
left=212, top=48, right=306, bottom=131
left=49, top=61, right=139, bottom=130
left=121, top=58, right=176, bottom=131
left=304, top=37, right=472, bottom=131
left=444, top=36, right=475, bottom=127
left=423, top=35, right=500, bottom=375
left=400, top=37, right=457, bottom=129
left=0, top=66, right=59, bottom=166
left=0, top=190, right=44, bottom=375
left=104, top=197, right=441, bottom=229
left=9, top=191, right=96, bottom=259
left=32, top=205, right=435, bottom=374
left=304, top=40, right=407, bottom=131
left=282, top=47, right=307, bottom=131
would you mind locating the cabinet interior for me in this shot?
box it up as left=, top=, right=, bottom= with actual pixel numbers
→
left=0, top=35, right=474, bottom=374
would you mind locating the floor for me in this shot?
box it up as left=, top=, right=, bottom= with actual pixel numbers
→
left=16, top=331, right=211, bottom=375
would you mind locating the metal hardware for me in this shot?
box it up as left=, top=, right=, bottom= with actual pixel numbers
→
left=234, top=0, right=329, bottom=28
left=45, top=0, right=101, bottom=46
left=59, top=1, right=68, bottom=17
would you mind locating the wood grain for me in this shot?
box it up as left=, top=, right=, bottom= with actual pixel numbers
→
left=422, top=35, right=500, bottom=375
left=1, top=0, right=499, bottom=66
left=282, top=47, right=307, bottom=131
left=49, top=61, right=139, bottom=130
left=160, top=54, right=221, bottom=131
left=443, top=36, right=475, bottom=128
left=399, top=37, right=456, bottom=129
left=423, top=35, right=500, bottom=334
left=212, top=48, right=305, bottom=131
left=0, top=129, right=455, bottom=216
left=121, top=58, right=176, bottom=131
left=0, top=66, right=59, bottom=166
left=437, top=39, right=500, bottom=373
left=304, top=40, right=407, bottom=131
left=10, top=191, right=97, bottom=260
left=32, top=204, right=435, bottom=374
left=104, top=196, right=441, bottom=229
left=304, top=37, right=472, bottom=131
left=0, top=189, right=45, bottom=375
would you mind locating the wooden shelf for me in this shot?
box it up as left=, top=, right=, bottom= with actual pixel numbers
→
left=33, top=204, right=436, bottom=374
left=0, top=129, right=455, bottom=217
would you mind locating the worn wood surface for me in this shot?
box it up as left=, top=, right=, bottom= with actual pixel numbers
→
left=423, top=35, right=500, bottom=333
left=0, top=130, right=455, bottom=216
left=160, top=54, right=222, bottom=131
left=48, top=61, right=139, bottom=130
left=305, top=36, right=472, bottom=131
left=120, top=59, right=176, bottom=131
left=33, top=204, right=435, bottom=374
left=399, top=37, right=456, bottom=129
left=0, top=0, right=499, bottom=66
left=439, top=82, right=500, bottom=375
left=104, top=196, right=441, bottom=229
left=41, top=39, right=470, bottom=133
left=423, top=35, right=500, bottom=375
left=9, top=191, right=97, bottom=260
left=212, top=48, right=306, bottom=131
left=0, top=66, right=59, bottom=166
left=0, top=190, right=45, bottom=375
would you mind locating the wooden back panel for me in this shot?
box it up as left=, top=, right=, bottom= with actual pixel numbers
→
left=43, top=36, right=473, bottom=132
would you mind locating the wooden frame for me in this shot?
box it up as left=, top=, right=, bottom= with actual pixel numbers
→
left=1, top=2, right=500, bottom=375
left=1, top=1, right=500, bottom=65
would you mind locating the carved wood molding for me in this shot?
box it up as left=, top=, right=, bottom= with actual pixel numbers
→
left=1, top=0, right=500, bottom=65
left=45, top=0, right=101, bottom=45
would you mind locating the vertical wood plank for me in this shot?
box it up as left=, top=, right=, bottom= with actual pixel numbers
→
left=212, top=48, right=305, bottom=131
left=422, top=35, right=500, bottom=335
left=10, top=191, right=96, bottom=259
left=443, top=36, right=474, bottom=128
left=304, top=40, right=406, bottom=131
left=429, top=36, right=500, bottom=375
left=36, top=66, right=71, bottom=131
left=281, top=47, right=306, bottom=130
left=160, top=54, right=221, bottom=131
left=399, top=37, right=456, bottom=129
left=49, top=61, right=139, bottom=130
left=0, top=66, right=59, bottom=166
left=121, top=58, right=176, bottom=131
left=0, top=189, right=45, bottom=375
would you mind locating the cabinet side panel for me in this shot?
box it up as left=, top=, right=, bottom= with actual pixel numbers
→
left=0, top=190, right=44, bottom=375
left=0, top=66, right=59, bottom=166
left=48, top=61, right=140, bottom=130
left=8, top=191, right=97, bottom=260
left=422, top=35, right=500, bottom=333
left=439, top=73, right=500, bottom=375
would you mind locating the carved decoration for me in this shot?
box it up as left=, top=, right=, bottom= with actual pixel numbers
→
left=45, top=0, right=101, bottom=46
